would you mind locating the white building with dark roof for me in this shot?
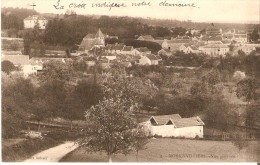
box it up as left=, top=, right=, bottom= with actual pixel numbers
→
left=141, top=114, right=204, bottom=138
left=200, top=44, right=229, bottom=57
left=24, top=15, right=48, bottom=29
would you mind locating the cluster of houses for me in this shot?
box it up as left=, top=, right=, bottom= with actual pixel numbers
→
left=77, top=29, right=163, bottom=67
left=1, top=14, right=260, bottom=77
left=142, top=26, right=259, bottom=57
left=4, top=14, right=260, bottom=139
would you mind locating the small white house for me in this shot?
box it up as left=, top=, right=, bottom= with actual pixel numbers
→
left=138, top=54, right=161, bottom=66
left=1, top=55, right=37, bottom=76
left=24, top=15, right=48, bottom=30
left=141, top=114, right=205, bottom=138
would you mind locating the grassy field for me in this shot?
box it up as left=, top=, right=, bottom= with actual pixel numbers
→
left=61, top=138, right=260, bottom=162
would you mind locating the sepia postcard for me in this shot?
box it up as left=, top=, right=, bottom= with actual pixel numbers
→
left=1, top=0, right=260, bottom=163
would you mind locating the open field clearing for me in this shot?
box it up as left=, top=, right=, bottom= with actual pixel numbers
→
left=61, top=138, right=259, bottom=162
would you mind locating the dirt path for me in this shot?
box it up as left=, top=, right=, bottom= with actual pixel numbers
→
left=24, top=141, right=78, bottom=162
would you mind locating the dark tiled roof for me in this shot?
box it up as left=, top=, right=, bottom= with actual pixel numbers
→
left=151, top=114, right=182, bottom=125
left=204, top=36, right=223, bottom=41
left=79, top=38, right=97, bottom=50
left=173, top=117, right=205, bottom=128
left=203, top=44, right=229, bottom=48
left=150, top=114, right=205, bottom=128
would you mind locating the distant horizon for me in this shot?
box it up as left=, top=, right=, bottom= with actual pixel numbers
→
left=1, top=0, right=260, bottom=24
left=2, top=7, right=259, bottom=25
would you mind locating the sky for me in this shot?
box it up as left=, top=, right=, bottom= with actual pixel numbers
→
left=1, top=0, right=260, bottom=23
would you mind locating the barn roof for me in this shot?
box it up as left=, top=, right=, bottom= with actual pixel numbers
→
left=173, top=117, right=205, bottom=128
left=150, top=114, right=205, bottom=128
left=150, top=114, right=182, bottom=125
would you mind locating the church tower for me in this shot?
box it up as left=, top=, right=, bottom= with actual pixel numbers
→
left=95, top=28, right=105, bottom=46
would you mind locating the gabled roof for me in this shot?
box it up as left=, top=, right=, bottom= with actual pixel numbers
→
left=169, top=43, right=184, bottom=50
left=79, top=38, right=97, bottom=50
left=150, top=114, right=205, bottom=128
left=2, top=55, right=30, bottom=65
left=202, top=44, right=229, bottom=48
left=29, top=57, right=72, bottom=65
left=150, top=114, right=182, bottom=125
left=95, top=29, right=104, bottom=38
left=138, top=35, right=154, bottom=40
left=168, top=39, right=192, bottom=44
left=189, top=45, right=199, bottom=50
left=173, top=117, right=205, bottom=128
left=203, top=35, right=223, bottom=41
left=84, top=34, right=96, bottom=39
left=122, top=46, right=133, bottom=51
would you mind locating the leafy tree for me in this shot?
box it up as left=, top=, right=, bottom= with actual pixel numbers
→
left=101, top=68, right=139, bottom=109
left=72, top=59, right=87, bottom=72
left=61, top=95, right=84, bottom=130
left=73, top=80, right=103, bottom=109
left=79, top=98, right=146, bottom=162
left=236, top=78, right=258, bottom=104
left=2, top=60, right=16, bottom=74
left=249, top=28, right=259, bottom=43
left=203, top=97, right=238, bottom=132
left=30, top=99, right=51, bottom=131
left=23, top=22, right=45, bottom=56
left=245, top=105, right=259, bottom=128
left=2, top=75, right=35, bottom=137
left=39, top=60, right=73, bottom=83
left=35, top=80, right=67, bottom=119
left=131, top=128, right=149, bottom=162
left=190, top=82, right=208, bottom=96
left=231, top=132, right=249, bottom=152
